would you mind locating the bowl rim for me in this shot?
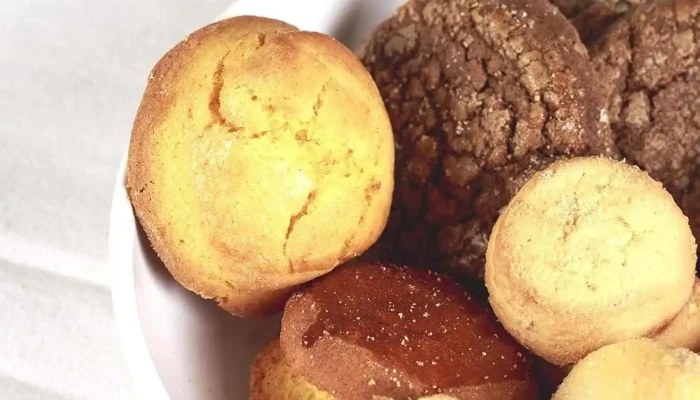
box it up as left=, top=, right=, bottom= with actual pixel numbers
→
left=109, top=150, right=171, bottom=400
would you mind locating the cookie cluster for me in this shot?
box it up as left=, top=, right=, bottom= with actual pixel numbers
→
left=364, top=0, right=700, bottom=284
left=124, top=0, right=700, bottom=399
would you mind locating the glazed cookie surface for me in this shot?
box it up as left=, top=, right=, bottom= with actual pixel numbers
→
left=361, top=0, right=617, bottom=281
left=486, top=157, right=696, bottom=365
left=281, top=263, right=539, bottom=400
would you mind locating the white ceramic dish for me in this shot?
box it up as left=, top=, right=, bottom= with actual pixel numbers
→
left=108, top=0, right=405, bottom=399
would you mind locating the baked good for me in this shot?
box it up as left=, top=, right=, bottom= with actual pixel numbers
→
left=280, top=262, right=539, bottom=400
left=571, top=0, right=646, bottom=44
left=250, top=338, right=334, bottom=400
left=250, top=340, right=464, bottom=400
left=360, top=0, right=617, bottom=281
left=549, top=0, right=646, bottom=44
left=486, top=157, right=696, bottom=365
left=654, top=278, right=700, bottom=352
left=591, top=0, right=700, bottom=248
left=552, top=338, right=700, bottom=400
left=127, top=16, right=395, bottom=317
left=548, top=0, right=593, bottom=17
left=550, top=0, right=642, bottom=17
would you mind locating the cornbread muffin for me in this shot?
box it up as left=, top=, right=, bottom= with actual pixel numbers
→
left=591, top=0, right=700, bottom=247
left=360, top=0, right=617, bottom=281
left=553, top=339, right=700, bottom=400
left=486, top=157, right=696, bottom=365
left=281, top=262, right=539, bottom=400
left=127, top=16, right=395, bottom=317
left=654, top=278, right=700, bottom=353
left=250, top=339, right=334, bottom=400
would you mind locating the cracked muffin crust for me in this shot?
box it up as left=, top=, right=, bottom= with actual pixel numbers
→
left=590, top=0, right=700, bottom=249
left=280, top=262, right=539, bottom=400
left=486, top=157, right=696, bottom=366
left=127, top=16, right=394, bottom=317
left=360, top=0, right=617, bottom=281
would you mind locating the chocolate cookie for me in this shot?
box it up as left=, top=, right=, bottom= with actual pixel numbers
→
left=360, top=0, right=617, bottom=280
left=549, top=0, right=595, bottom=17
left=569, top=0, right=646, bottom=44
left=549, top=1, right=644, bottom=20
left=590, top=0, right=700, bottom=246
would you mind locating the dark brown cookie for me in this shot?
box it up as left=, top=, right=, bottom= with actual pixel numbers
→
left=360, top=0, right=617, bottom=280
left=280, top=262, right=539, bottom=400
left=549, top=0, right=596, bottom=17
left=590, top=0, right=700, bottom=246
left=569, top=0, right=646, bottom=44
left=550, top=0, right=644, bottom=18
left=548, top=1, right=647, bottom=45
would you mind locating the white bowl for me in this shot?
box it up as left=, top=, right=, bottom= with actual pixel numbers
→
left=108, top=1, right=404, bottom=399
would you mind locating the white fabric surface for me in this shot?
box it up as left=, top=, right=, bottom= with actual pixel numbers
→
left=0, top=0, right=231, bottom=398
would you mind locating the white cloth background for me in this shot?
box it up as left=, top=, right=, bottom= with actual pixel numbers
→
left=0, top=0, right=231, bottom=398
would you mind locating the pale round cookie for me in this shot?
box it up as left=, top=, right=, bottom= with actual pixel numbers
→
left=654, top=278, right=700, bottom=352
left=486, top=157, right=696, bottom=365
left=553, top=339, right=700, bottom=400
left=127, top=16, right=395, bottom=317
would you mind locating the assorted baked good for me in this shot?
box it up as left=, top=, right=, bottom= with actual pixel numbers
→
left=359, top=0, right=617, bottom=281
left=125, top=0, right=700, bottom=398
left=278, top=262, right=539, bottom=400
left=485, top=157, right=697, bottom=365
left=550, top=0, right=648, bottom=43
left=127, top=16, right=394, bottom=317
left=590, top=0, right=700, bottom=248
left=552, top=339, right=700, bottom=399
left=250, top=339, right=334, bottom=400
left=653, top=278, right=700, bottom=352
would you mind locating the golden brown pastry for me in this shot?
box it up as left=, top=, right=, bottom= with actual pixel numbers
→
left=486, top=157, right=696, bottom=366
left=654, top=278, right=700, bottom=352
left=250, top=338, right=334, bottom=400
left=553, top=339, right=700, bottom=400
left=127, top=16, right=395, bottom=317
left=280, top=262, right=539, bottom=400
left=249, top=340, right=462, bottom=400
